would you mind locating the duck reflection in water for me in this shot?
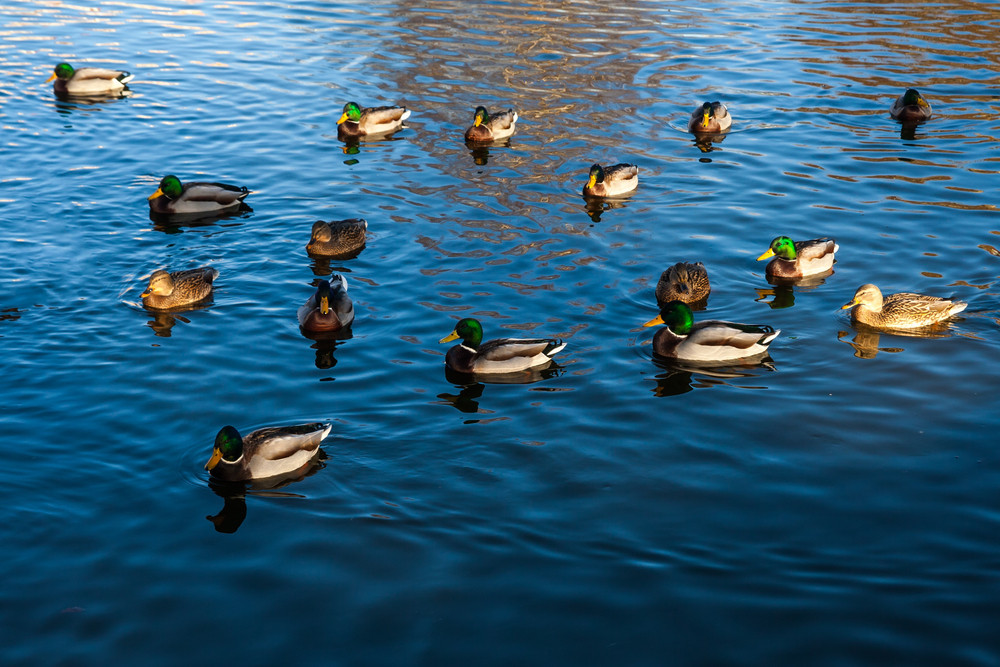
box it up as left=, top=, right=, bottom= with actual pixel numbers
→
left=650, top=357, right=777, bottom=398
left=837, top=321, right=952, bottom=360
left=205, top=456, right=326, bottom=534
left=437, top=364, right=565, bottom=414
left=754, top=272, right=835, bottom=310
left=143, top=304, right=214, bottom=337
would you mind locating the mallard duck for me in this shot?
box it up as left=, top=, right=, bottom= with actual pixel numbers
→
left=841, top=283, right=966, bottom=329
left=889, top=88, right=932, bottom=122
left=205, top=422, right=331, bottom=481
left=756, top=236, right=839, bottom=279
left=439, top=318, right=567, bottom=374
left=582, top=163, right=639, bottom=198
left=643, top=300, right=780, bottom=362
left=298, top=275, right=354, bottom=333
left=689, top=101, right=731, bottom=134
left=141, top=267, right=218, bottom=310
left=147, top=175, right=249, bottom=216
left=464, top=106, right=518, bottom=143
left=306, top=219, right=368, bottom=257
left=46, top=62, right=133, bottom=96
left=656, top=262, right=711, bottom=305
left=336, top=101, right=411, bottom=138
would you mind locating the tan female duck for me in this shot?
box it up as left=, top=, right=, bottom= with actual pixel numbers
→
left=46, top=62, right=133, bottom=96
left=656, top=262, right=711, bottom=306
left=841, top=283, right=966, bottom=329
left=582, top=163, right=639, bottom=198
left=337, top=101, right=411, bottom=139
left=141, top=267, right=218, bottom=310
left=643, top=301, right=779, bottom=362
left=205, top=422, right=331, bottom=481
left=306, top=219, right=368, bottom=257
left=440, top=318, right=566, bottom=374
left=464, top=106, right=518, bottom=143
left=756, top=236, right=838, bottom=279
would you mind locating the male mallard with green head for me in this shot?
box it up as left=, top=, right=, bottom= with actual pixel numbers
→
left=147, top=175, right=250, bottom=216
left=439, top=318, right=566, bottom=374
left=298, top=275, right=355, bottom=333
left=464, top=106, right=518, bottom=143
left=841, top=283, right=966, bottom=329
left=582, top=163, right=639, bottom=198
left=205, top=423, right=331, bottom=481
left=756, top=236, right=838, bottom=279
left=889, top=88, right=932, bottom=122
left=46, top=62, right=133, bottom=96
left=337, top=101, right=411, bottom=139
left=643, top=301, right=779, bottom=362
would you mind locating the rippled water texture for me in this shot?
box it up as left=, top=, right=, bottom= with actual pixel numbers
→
left=3, top=0, right=1000, bottom=664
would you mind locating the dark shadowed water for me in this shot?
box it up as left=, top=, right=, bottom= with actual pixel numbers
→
left=3, top=0, right=1000, bottom=664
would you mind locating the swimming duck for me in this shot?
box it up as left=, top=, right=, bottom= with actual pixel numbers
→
left=337, top=101, right=411, bottom=138
left=46, top=62, right=133, bottom=96
left=147, top=175, right=250, bottom=217
left=582, top=163, right=639, bottom=198
left=643, top=300, right=780, bottom=362
left=141, top=267, right=218, bottom=310
left=306, top=219, right=368, bottom=257
left=439, top=318, right=567, bottom=374
left=656, top=262, right=711, bottom=306
left=464, top=106, right=518, bottom=143
left=841, top=283, right=966, bottom=329
left=689, top=101, right=732, bottom=134
left=298, top=275, right=354, bottom=333
left=889, top=88, right=932, bottom=122
left=756, top=236, right=839, bottom=279
left=205, top=422, right=331, bottom=481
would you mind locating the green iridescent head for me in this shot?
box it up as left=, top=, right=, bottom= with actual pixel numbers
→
left=901, top=88, right=926, bottom=107
left=148, top=174, right=183, bottom=201
left=338, top=101, right=362, bottom=124
left=758, top=235, right=796, bottom=262
left=205, top=425, right=244, bottom=470
left=440, top=317, right=484, bottom=348
left=52, top=63, right=75, bottom=80
left=651, top=300, right=694, bottom=335
left=587, top=164, right=605, bottom=188
left=473, top=106, right=489, bottom=127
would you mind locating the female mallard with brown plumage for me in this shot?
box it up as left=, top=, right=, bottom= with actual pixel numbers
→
left=656, top=262, right=711, bottom=306
left=643, top=300, right=779, bottom=362
left=46, top=62, right=133, bottom=96
left=337, top=101, right=411, bottom=139
left=889, top=88, right=932, bottom=122
left=582, top=163, right=639, bottom=198
left=205, top=422, right=331, bottom=481
left=464, top=106, right=518, bottom=143
left=689, top=101, right=731, bottom=134
left=841, top=283, right=966, bottom=329
left=298, top=275, right=355, bottom=333
left=756, top=236, right=838, bottom=279
left=141, top=267, right=218, bottom=310
left=306, top=219, right=368, bottom=257
left=147, top=175, right=250, bottom=217
left=439, top=318, right=566, bottom=374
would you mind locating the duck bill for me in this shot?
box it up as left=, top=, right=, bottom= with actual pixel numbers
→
left=336, top=112, right=349, bottom=125
left=702, top=111, right=710, bottom=128
left=147, top=187, right=164, bottom=201
left=840, top=300, right=857, bottom=310
left=320, top=294, right=330, bottom=315
left=587, top=174, right=597, bottom=189
left=204, top=447, right=223, bottom=471
left=45, top=73, right=57, bottom=83
left=140, top=288, right=152, bottom=298
left=642, top=314, right=665, bottom=328
left=918, top=98, right=929, bottom=108
left=439, top=330, right=460, bottom=344
left=756, top=248, right=775, bottom=261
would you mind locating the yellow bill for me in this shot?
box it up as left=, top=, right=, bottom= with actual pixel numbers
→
left=756, top=248, right=775, bottom=261
left=147, top=187, right=164, bottom=201
left=204, top=447, right=223, bottom=470
left=642, top=314, right=665, bottom=328
left=439, top=330, right=460, bottom=343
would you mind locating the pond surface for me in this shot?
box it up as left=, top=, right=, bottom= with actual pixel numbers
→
left=3, top=0, right=1000, bottom=664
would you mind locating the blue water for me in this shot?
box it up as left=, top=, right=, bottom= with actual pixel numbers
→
left=3, top=0, right=1000, bottom=664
